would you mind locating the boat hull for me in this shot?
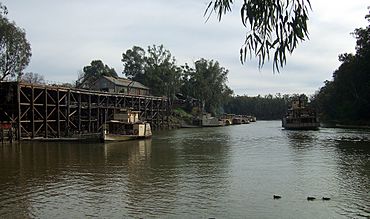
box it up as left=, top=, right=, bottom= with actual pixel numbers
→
left=101, top=121, right=152, bottom=142
left=25, top=133, right=101, bottom=142
left=102, top=134, right=151, bottom=142
left=282, top=123, right=320, bottom=130
left=282, top=118, right=320, bottom=130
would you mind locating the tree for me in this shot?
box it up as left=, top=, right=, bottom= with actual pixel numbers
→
left=121, top=44, right=182, bottom=99
left=121, top=46, right=146, bottom=84
left=313, top=9, right=370, bottom=124
left=0, top=4, right=32, bottom=81
left=144, top=45, right=182, bottom=98
left=0, top=3, right=7, bottom=15
left=21, top=72, right=45, bottom=84
left=76, top=60, right=117, bottom=88
left=206, top=0, right=311, bottom=71
left=181, top=58, right=232, bottom=114
left=353, top=9, right=370, bottom=59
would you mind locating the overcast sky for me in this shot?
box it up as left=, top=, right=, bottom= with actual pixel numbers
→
left=2, top=0, right=369, bottom=96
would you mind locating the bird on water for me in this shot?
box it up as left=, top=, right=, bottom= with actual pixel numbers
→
left=273, top=195, right=282, bottom=199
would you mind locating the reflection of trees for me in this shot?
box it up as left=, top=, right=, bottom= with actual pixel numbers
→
left=285, top=128, right=370, bottom=218
left=285, top=130, right=317, bottom=151
left=283, top=129, right=370, bottom=218
left=332, top=139, right=370, bottom=218
left=177, top=130, right=231, bottom=212
left=118, top=128, right=231, bottom=217
left=156, top=128, right=231, bottom=214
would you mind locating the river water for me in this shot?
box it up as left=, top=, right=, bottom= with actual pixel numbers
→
left=0, top=121, right=369, bottom=218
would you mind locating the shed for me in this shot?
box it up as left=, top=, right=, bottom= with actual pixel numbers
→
left=92, top=76, right=150, bottom=95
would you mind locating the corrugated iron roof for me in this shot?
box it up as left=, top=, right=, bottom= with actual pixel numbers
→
left=103, top=76, right=149, bottom=90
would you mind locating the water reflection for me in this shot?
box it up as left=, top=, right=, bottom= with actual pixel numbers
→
left=0, top=142, right=109, bottom=218
left=284, top=130, right=317, bottom=149
left=103, top=139, right=152, bottom=164
left=130, top=128, right=232, bottom=217
left=0, top=130, right=232, bottom=218
left=282, top=127, right=370, bottom=218
left=0, top=123, right=369, bottom=218
left=331, top=138, right=370, bottom=218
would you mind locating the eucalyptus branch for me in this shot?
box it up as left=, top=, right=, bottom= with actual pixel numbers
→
left=206, top=0, right=311, bottom=72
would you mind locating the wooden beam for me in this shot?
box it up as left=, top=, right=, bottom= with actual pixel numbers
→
left=78, top=92, right=81, bottom=132
left=17, top=83, right=21, bottom=140
left=31, top=86, right=35, bottom=138
left=66, top=89, right=70, bottom=136
left=56, top=89, right=60, bottom=138
left=88, top=94, right=91, bottom=132
left=44, top=87, right=48, bottom=138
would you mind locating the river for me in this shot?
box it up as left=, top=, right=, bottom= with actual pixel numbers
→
left=0, top=121, right=369, bottom=218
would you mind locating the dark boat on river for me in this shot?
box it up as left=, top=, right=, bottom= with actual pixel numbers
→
left=282, top=96, right=320, bottom=130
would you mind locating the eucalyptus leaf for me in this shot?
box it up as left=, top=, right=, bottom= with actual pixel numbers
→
left=206, top=0, right=311, bottom=72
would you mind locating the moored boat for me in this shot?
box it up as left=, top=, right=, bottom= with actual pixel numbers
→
left=101, top=110, right=152, bottom=142
left=102, top=120, right=152, bottom=142
left=202, top=113, right=224, bottom=127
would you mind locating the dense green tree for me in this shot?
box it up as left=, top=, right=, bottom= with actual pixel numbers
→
left=144, top=45, right=182, bottom=99
left=121, top=45, right=182, bottom=99
left=312, top=9, right=370, bottom=125
left=0, top=4, right=32, bottom=81
left=181, top=58, right=233, bottom=114
left=122, top=46, right=232, bottom=112
left=76, top=60, right=117, bottom=88
left=206, top=0, right=311, bottom=71
left=121, top=46, right=146, bottom=84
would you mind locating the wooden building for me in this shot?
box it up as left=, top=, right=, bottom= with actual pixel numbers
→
left=92, top=76, right=150, bottom=96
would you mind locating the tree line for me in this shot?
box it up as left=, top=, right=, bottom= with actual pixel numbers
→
left=311, top=9, right=370, bottom=125
left=223, top=94, right=306, bottom=120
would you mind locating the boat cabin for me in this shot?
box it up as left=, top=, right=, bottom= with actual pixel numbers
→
left=101, top=109, right=152, bottom=141
left=113, top=110, right=140, bottom=123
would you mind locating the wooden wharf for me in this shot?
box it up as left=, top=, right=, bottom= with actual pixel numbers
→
left=0, top=82, right=169, bottom=141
